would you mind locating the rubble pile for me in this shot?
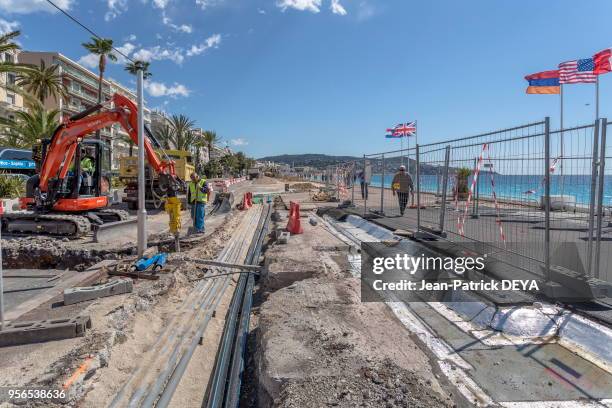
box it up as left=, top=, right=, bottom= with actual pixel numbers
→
left=275, top=359, right=453, bottom=408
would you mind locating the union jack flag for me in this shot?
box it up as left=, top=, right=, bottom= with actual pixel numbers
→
left=386, top=121, right=416, bottom=138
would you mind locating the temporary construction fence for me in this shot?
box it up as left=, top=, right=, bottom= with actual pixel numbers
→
left=348, top=117, right=612, bottom=289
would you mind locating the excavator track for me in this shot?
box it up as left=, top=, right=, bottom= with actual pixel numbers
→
left=96, top=208, right=130, bottom=222
left=2, top=212, right=92, bottom=238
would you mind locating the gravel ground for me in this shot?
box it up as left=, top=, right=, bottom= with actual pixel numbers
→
left=275, top=359, right=454, bottom=408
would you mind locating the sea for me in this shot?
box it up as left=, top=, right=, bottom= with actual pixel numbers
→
left=359, top=174, right=611, bottom=206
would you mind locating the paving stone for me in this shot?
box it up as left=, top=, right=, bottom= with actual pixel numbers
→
left=63, top=278, right=133, bottom=305
left=0, top=315, right=91, bottom=347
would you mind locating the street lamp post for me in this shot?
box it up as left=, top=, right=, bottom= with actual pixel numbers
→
left=137, top=69, right=147, bottom=257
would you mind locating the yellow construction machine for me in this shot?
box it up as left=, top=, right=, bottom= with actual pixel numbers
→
left=119, top=149, right=195, bottom=210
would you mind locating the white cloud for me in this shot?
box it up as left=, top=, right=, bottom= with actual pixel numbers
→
left=0, top=18, right=19, bottom=34
left=77, top=54, right=99, bottom=69
left=276, top=0, right=321, bottom=13
left=257, top=8, right=266, bottom=14
left=115, top=42, right=137, bottom=63
left=153, top=0, right=170, bottom=9
left=161, top=11, right=193, bottom=33
left=133, top=45, right=185, bottom=64
left=195, top=0, right=223, bottom=10
left=230, top=138, right=248, bottom=146
left=330, top=0, right=346, bottom=15
left=144, top=81, right=191, bottom=98
left=125, top=34, right=137, bottom=41
left=186, top=33, right=221, bottom=57
left=174, top=24, right=193, bottom=33
left=104, top=0, right=128, bottom=21
left=0, top=0, right=74, bottom=14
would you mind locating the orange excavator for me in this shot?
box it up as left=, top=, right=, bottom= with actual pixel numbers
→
left=1, top=93, right=182, bottom=238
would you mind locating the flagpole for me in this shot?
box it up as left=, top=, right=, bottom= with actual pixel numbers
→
left=560, top=84, right=565, bottom=198
left=596, top=76, right=600, bottom=120
left=401, top=136, right=404, bottom=166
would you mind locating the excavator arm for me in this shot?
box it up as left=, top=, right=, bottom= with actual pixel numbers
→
left=37, top=93, right=179, bottom=206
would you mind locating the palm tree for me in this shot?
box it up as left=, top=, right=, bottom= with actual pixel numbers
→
left=82, top=37, right=116, bottom=140
left=154, top=122, right=174, bottom=150
left=191, top=132, right=210, bottom=173
left=168, top=114, right=195, bottom=151
left=202, top=130, right=220, bottom=162
left=16, top=60, right=68, bottom=103
left=0, top=92, right=59, bottom=148
left=82, top=37, right=117, bottom=103
left=124, top=60, right=152, bottom=80
left=0, top=30, right=21, bottom=74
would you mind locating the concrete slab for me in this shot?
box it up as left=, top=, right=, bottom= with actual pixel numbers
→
left=63, top=278, right=133, bottom=305
left=4, top=267, right=106, bottom=322
left=0, top=315, right=92, bottom=347
left=94, top=218, right=138, bottom=244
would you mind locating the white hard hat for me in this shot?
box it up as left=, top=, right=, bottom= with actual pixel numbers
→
left=399, top=165, right=406, bottom=170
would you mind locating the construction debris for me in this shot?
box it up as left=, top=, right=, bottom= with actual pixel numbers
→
left=63, top=278, right=133, bottom=305
left=289, top=182, right=316, bottom=192
left=0, top=316, right=92, bottom=347
left=312, top=190, right=334, bottom=202
left=277, top=231, right=290, bottom=244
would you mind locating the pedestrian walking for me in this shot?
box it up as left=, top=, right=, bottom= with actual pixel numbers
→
left=187, top=172, right=209, bottom=234
left=391, top=165, right=414, bottom=216
left=357, top=170, right=369, bottom=199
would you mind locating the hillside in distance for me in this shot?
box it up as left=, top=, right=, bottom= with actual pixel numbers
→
left=258, top=154, right=361, bottom=169
left=258, top=153, right=452, bottom=175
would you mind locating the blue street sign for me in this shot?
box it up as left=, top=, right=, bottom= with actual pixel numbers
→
left=0, top=159, right=36, bottom=170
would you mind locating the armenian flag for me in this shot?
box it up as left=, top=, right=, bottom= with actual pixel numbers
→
left=524, top=70, right=560, bottom=94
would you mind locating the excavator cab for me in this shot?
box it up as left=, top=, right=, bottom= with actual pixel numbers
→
left=66, top=140, right=112, bottom=198
left=26, top=139, right=112, bottom=203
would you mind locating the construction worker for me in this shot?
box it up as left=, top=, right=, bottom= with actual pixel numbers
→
left=391, top=165, right=414, bottom=216
left=187, top=172, right=209, bottom=234
left=81, top=155, right=94, bottom=174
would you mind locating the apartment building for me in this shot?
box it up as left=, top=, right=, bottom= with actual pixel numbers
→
left=0, top=49, right=25, bottom=121
left=19, top=51, right=151, bottom=170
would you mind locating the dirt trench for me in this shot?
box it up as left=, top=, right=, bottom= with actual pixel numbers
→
left=239, top=208, right=454, bottom=408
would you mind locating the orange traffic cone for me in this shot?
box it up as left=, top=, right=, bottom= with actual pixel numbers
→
left=286, top=201, right=303, bottom=234
left=239, top=193, right=249, bottom=210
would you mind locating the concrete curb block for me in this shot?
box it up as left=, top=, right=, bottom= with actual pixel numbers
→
left=0, top=315, right=92, bottom=347
left=63, top=279, right=133, bottom=305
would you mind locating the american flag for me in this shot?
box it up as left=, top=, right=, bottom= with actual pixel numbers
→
left=558, top=58, right=597, bottom=84
left=386, top=121, right=417, bottom=137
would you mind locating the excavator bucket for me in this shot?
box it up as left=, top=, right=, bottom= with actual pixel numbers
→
left=94, top=218, right=138, bottom=244
left=210, top=192, right=234, bottom=215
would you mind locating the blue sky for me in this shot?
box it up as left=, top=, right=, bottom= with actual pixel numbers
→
left=1, top=0, right=612, bottom=158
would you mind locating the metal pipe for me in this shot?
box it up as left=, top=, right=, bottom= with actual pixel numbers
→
left=471, top=157, right=480, bottom=218
left=380, top=154, right=385, bottom=214
left=154, top=210, right=262, bottom=407
left=225, top=206, right=271, bottom=407
left=204, top=205, right=270, bottom=408
left=544, top=117, right=551, bottom=282
left=594, top=118, right=607, bottom=278
left=111, top=210, right=257, bottom=407
left=587, top=119, right=600, bottom=276
left=136, top=69, right=147, bottom=257
left=416, top=144, right=421, bottom=231
left=438, top=146, right=451, bottom=233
